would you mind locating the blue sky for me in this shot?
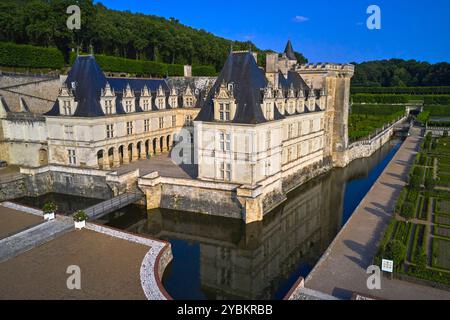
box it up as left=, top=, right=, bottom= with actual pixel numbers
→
left=95, top=0, right=450, bottom=63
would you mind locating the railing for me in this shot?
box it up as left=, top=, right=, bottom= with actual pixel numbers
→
left=85, top=191, right=144, bottom=219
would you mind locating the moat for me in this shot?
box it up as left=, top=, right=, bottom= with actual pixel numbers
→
left=12, top=138, right=402, bottom=300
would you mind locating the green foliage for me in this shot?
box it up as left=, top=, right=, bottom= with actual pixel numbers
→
left=351, top=59, right=450, bottom=87
left=192, top=65, right=217, bottom=77
left=401, top=202, right=416, bottom=219
left=352, top=86, right=450, bottom=95
left=424, top=105, right=450, bottom=117
left=0, top=0, right=291, bottom=71
left=352, top=94, right=410, bottom=104
left=42, top=202, right=57, bottom=214
left=416, top=111, right=430, bottom=124
left=348, top=108, right=404, bottom=142
left=73, top=210, right=88, bottom=222
left=351, top=104, right=405, bottom=115
left=0, top=42, right=64, bottom=69
left=395, top=188, right=408, bottom=214
left=385, top=239, right=406, bottom=269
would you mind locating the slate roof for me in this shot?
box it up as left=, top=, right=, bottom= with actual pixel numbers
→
left=46, top=55, right=201, bottom=117
left=278, top=71, right=310, bottom=93
left=195, top=52, right=284, bottom=124
left=46, top=55, right=107, bottom=117
left=284, top=40, right=297, bottom=61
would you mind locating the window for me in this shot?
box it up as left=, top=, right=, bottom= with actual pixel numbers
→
left=126, top=121, right=133, bottom=135
left=219, top=103, right=231, bottom=121
left=68, top=149, right=76, bottom=165
left=320, top=118, right=324, bottom=130
left=64, top=125, right=74, bottom=139
left=125, top=100, right=132, bottom=113
left=219, top=132, right=231, bottom=152
left=63, top=100, right=72, bottom=115
left=142, top=99, right=149, bottom=111
left=159, top=117, right=164, bottom=129
left=157, top=98, right=164, bottom=109
left=288, top=124, right=294, bottom=139
left=144, top=119, right=150, bottom=132
left=288, top=147, right=293, bottom=162
left=171, top=97, right=177, bottom=108
left=106, top=124, right=114, bottom=138
left=266, top=131, right=271, bottom=150
left=172, top=115, right=176, bottom=127
left=265, top=160, right=271, bottom=176
left=105, top=100, right=113, bottom=114
left=298, top=122, right=302, bottom=136
left=265, top=103, right=273, bottom=120
left=310, top=120, right=314, bottom=133
left=186, top=97, right=193, bottom=107
left=220, top=162, right=231, bottom=181
left=185, top=115, right=193, bottom=126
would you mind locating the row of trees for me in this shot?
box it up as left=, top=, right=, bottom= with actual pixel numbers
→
left=352, top=59, right=450, bottom=87
left=0, top=0, right=307, bottom=71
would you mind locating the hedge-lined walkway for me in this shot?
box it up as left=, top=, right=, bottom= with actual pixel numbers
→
left=304, top=126, right=450, bottom=300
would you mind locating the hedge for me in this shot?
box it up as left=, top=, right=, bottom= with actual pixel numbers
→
left=352, top=94, right=410, bottom=104
left=69, top=52, right=217, bottom=77
left=352, top=86, right=450, bottom=95
left=0, top=42, right=64, bottom=69
left=192, top=65, right=217, bottom=77
left=352, top=94, right=450, bottom=105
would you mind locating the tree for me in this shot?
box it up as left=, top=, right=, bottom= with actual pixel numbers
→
left=401, top=201, right=415, bottom=220
left=384, top=240, right=406, bottom=269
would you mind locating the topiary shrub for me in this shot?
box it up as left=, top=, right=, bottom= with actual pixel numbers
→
left=384, top=240, right=406, bottom=270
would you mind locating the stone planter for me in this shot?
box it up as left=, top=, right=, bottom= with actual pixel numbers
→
left=74, top=220, right=86, bottom=230
left=44, top=212, right=55, bottom=221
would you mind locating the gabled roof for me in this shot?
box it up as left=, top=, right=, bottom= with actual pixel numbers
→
left=284, top=40, right=297, bottom=61
left=46, top=55, right=107, bottom=117
left=195, top=51, right=283, bottom=124
left=278, top=71, right=310, bottom=92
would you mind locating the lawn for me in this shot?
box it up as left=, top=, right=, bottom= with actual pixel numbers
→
left=434, top=238, right=450, bottom=270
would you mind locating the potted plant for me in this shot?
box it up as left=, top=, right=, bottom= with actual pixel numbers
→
left=42, top=202, right=57, bottom=221
left=73, top=210, right=88, bottom=230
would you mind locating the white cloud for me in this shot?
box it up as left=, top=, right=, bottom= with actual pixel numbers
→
left=293, top=15, right=309, bottom=23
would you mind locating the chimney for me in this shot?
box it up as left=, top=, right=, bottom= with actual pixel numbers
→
left=184, top=65, right=192, bottom=77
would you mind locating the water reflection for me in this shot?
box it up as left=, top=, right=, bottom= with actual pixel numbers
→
left=99, top=139, right=402, bottom=300
left=13, top=193, right=102, bottom=215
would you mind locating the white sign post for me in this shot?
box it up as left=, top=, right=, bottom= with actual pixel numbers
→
left=381, top=259, right=394, bottom=279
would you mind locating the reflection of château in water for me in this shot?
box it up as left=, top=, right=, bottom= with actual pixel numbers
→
left=99, top=138, right=399, bottom=299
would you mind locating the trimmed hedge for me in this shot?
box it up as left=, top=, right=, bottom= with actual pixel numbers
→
left=352, top=94, right=410, bottom=104
left=352, top=86, right=450, bottom=95
left=69, top=52, right=216, bottom=77
left=0, top=42, right=64, bottom=69
left=192, top=65, right=217, bottom=77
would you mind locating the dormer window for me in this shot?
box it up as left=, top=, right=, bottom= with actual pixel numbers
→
left=105, top=100, right=113, bottom=114
left=63, top=100, right=72, bottom=115
left=142, top=99, right=150, bottom=111
left=125, top=100, right=132, bottom=112
left=264, top=102, right=274, bottom=120
left=213, top=81, right=236, bottom=122
left=219, top=103, right=231, bottom=121
left=100, top=82, right=116, bottom=115
left=57, top=83, right=77, bottom=116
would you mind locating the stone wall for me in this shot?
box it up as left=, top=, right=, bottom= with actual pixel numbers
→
left=17, top=165, right=113, bottom=200
left=342, top=117, right=407, bottom=167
